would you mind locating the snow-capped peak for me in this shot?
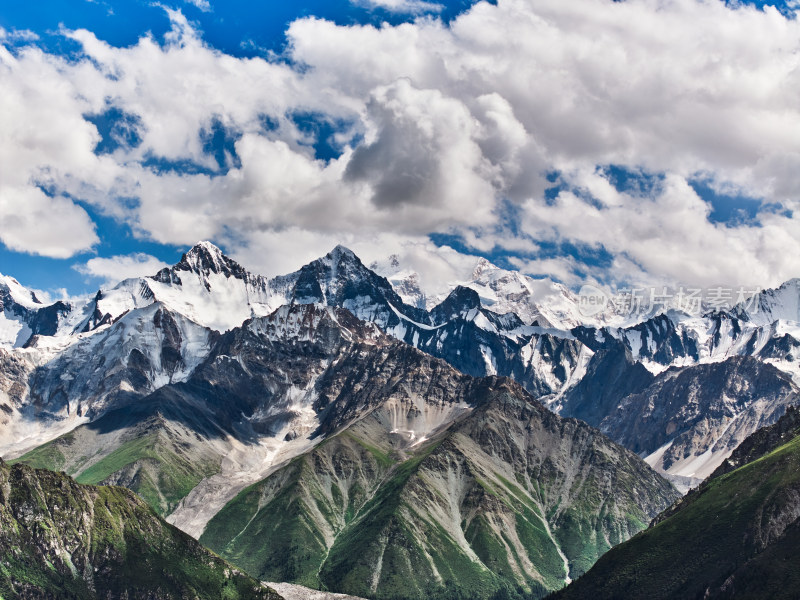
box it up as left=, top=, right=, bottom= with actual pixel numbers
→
left=247, top=303, right=385, bottom=345
left=0, top=274, right=84, bottom=349
left=326, top=244, right=359, bottom=263
left=452, top=261, right=585, bottom=329
left=166, top=241, right=249, bottom=283
left=0, top=274, right=45, bottom=309
left=371, top=251, right=587, bottom=327
left=471, top=257, right=496, bottom=280
left=369, top=256, right=428, bottom=310
left=431, top=286, right=482, bottom=323
left=733, top=278, right=800, bottom=325
left=302, top=244, right=387, bottom=302
left=78, top=242, right=286, bottom=334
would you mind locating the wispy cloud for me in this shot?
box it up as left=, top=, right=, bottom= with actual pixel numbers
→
left=0, top=28, right=39, bottom=42
left=74, top=253, right=169, bottom=287
left=184, top=0, right=211, bottom=13
left=351, top=0, right=443, bottom=14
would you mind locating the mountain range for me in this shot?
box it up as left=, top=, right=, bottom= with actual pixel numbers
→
left=2, top=241, right=800, bottom=597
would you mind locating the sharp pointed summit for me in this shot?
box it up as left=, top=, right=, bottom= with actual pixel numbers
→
left=182, top=240, right=230, bottom=270
left=326, top=244, right=359, bottom=261
left=290, top=244, right=432, bottom=327
left=156, top=241, right=249, bottom=285
left=74, top=241, right=282, bottom=334
left=431, top=285, right=482, bottom=323
left=0, top=274, right=76, bottom=347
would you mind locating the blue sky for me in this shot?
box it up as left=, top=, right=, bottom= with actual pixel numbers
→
left=1, top=0, right=799, bottom=298
left=0, top=0, right=486, bottom=295
left=0, top=0, right=485, bottom=57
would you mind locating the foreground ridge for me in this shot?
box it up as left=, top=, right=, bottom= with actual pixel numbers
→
left=551, top=407, right=800, bottom=600
left=0, top=458, right=283, bottom=599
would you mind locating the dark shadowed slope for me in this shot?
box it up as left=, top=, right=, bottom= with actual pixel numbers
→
left=0, top=459, right=282, bottom=600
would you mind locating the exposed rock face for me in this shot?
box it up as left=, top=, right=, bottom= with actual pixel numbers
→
left=10, top=300, right=678, bottom=599
left=653, top=407, right=800, bottom=528
left=155, top=239, right=252, bottom=285
left=15, top=304, right=472, bottom=530
left=6, top=243, right=800, bottom=501
left=391, top=293, right=586, bottom=398
left=552, top=412, right=800, bottom=600
left=201, top=377, right=679, bottom=600
left=1, top=244, right=587, bottom=456
left=13, top=401, right=225, bottom=517
left=8, top=243, right=800, bottom=599
left=86, top=242, right=283, bottom=333
left=0, top=459, right=282, bottom=599
left=0, top=349, right=31, bottom=414
left=708, top=405, right=800, bottom=481
left=288, top=249, right=588, bottom=398
left=559, top=342, right=655, bottom=426
left=559, top=330, right=800, bottom=482
left=11, top=243, right=800, bottom=488
left=269, top=249, right=800, bottom=483
left=596, top=356, right=797, bottom=480
left=286, top=245, right=430, bottom=326
left=571, top=314, right=702, bottom=367
left=165, top=304, right=503, bottom=536
left=23, top=303, right=216, bottom=422
left=266, top=583, right=366, bottom=600
left=619, top=357, right=796, bottom=470
left=0, top=275, right=76, bottom=347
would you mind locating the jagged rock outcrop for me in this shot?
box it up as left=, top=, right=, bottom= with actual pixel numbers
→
left=15, top=304, right=471, bottom=528
left=709, top=405, right=800, bottom=480
left=24, top=303, right=216, bottom=421
left=601, top=356, right=798, bottom=479
left=7, top=243, right=800, bottom=599
left=0, top=275, right=76, bottom=347
left=558, top=342, right=654, bottom=426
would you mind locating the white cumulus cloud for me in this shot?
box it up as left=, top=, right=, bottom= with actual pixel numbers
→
left=2, top=1, right=800, bottom=290
left=74, top=253, right=170, bottom=287
left=185, top=0, right=211, bottom=12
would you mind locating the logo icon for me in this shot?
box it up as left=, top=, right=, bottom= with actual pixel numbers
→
left=578, top=284, right=610, bottom=317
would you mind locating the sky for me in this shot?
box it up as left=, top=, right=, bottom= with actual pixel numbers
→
left=1, top=0, right=800, bottom=299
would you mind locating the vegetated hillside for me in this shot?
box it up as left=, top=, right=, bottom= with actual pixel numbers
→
left=9, top=399, right=224, bottom=517
left=11, top=304, right=394, bottom=522
left=550, top=408, right=800, bottom=600
left=0, top=459, right=282, bottom=600
left=202, top=377, right=679, bottom=600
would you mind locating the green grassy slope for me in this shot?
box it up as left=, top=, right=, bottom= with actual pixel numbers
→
left=203, top=383, right=678, bottom=600
left=202, top=430, right=396, bottom=589
left=11, top=414, right=221, bottom=517
left=552, top=433, right=800, bottom=600
left=0, top=459, right=282, bottom=600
